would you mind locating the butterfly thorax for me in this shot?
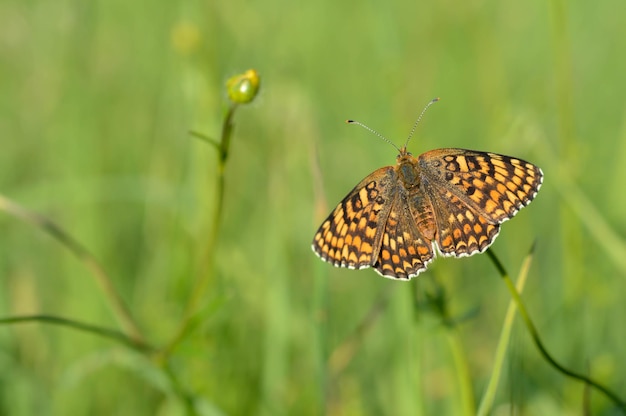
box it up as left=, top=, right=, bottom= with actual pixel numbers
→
left=396, top=149, right=421, bottom=190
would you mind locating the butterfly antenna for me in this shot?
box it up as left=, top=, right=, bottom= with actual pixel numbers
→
left=346, top=119, right=401, bottom=153
left=403, top=97, right=440, bottom=149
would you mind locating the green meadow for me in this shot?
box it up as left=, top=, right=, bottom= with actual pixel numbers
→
left=1, top=0, right=625, bottom=414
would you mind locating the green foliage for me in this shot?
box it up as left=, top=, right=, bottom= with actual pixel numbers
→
left=1, top=0, right=625, bottom=414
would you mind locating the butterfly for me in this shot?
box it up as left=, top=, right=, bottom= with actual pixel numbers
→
left=311, top=99, right=543, bottom=280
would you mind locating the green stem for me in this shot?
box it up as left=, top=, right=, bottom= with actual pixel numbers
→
left=477, top=246, right=533, bottom=415
left=444, top=327, right=475, bottom=416
left=163, top=103, right=239, bottom=355
left=486, top=249, right=626, bottom=412
left=0, top=194, right=145, bottom=344
left=0, top=315, right=152, bottom=352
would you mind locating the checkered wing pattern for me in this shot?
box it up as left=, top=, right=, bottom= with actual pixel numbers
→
left=373, top=193, right=434, bottom=279
left=419, top=149, right=543, bottom=257
left=312, top=167, right=397, bottom=270
left=424, top=182, right=501, bottom=256
left=419, top=149, right=543, bottom=224
left=312, top=145, right=543, bottom=279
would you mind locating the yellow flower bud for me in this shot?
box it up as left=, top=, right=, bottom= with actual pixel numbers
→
left=226, top=69, right=260, bottom=104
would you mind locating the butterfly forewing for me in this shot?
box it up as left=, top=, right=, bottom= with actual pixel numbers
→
left=418, top=149, right=543, bottom=224
left=312, top=166, right=397, bottom=269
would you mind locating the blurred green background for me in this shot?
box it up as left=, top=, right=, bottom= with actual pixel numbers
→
left=1, top=0, right=625, bottom=414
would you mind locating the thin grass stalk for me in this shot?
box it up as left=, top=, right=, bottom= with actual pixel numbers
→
left=477, top=245, right=534, bottom=415
left=163, top=69, right=259, bottom=356
left=0, top=194, right=145, bottom=344
left=444, top=327, right=475, bottom=416
left=486, top=249, right=626, bottom=412
left=0, top=315, right=151, bottom=352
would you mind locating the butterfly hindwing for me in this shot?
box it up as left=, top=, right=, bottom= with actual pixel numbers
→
left=373, top=192, right=434, bottom=279
left=423, top=179, right=501, bottom=257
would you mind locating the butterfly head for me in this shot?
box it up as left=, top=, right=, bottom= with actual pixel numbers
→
left=396, top=146, right=415, bottom=163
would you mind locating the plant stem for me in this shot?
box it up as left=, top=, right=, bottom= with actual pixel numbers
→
left=0, top=194, right=145, bottom=344
left=444, top=327, right=475, bottom=416
left=0, top=315, right=151, bottom=352
left=477, top=246, right=533, bottom=415
left=486, top=248, right=626, bottom=412
left=163, top=103, right=239, bottom=354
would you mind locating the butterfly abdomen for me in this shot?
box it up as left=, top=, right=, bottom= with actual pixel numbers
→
left=408, top=192, right=437, bottom=241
